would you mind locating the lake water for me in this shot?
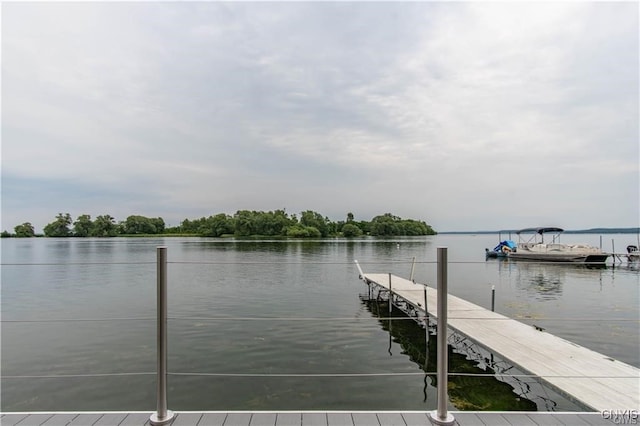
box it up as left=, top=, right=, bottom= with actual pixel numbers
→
left=2, top=234, right=638, bottom=412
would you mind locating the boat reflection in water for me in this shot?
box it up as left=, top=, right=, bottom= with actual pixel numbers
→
left=494, top=259, right=613, bottom=302
left=360, top=298, right=584, bottom=411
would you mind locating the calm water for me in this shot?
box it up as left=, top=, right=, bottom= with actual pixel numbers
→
left=2, top=234, right=638, bottom=412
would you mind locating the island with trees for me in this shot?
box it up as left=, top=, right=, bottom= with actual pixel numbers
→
left=2, top=210, right=436, bottom=238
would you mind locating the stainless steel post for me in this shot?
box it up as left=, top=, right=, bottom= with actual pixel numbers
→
left=424, top=285, right=429, bottom=351
left=429, top=247, right=455, bottom=425
left=150, top=247, right=174, bottom=425
left=410, top=256, right=416, bottom=282
left=491, top=285, right=496, bottom=312
left=388, top=273, right=392, bottom=315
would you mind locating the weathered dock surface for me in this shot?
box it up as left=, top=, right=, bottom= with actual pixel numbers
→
left=0, top=411, right=623, bottom=425
left=362, top=273, right=640, bottom=412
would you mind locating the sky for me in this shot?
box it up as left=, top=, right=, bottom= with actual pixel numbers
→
left=1, top=1, right=638, bottom=233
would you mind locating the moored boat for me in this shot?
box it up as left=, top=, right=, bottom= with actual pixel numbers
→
left=485, top=239, right=517, bottom=258
left=507, top=227, right=609, bottom=263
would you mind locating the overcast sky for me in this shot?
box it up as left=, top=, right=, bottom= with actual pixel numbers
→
left=2, top=2, right=638, bottom=232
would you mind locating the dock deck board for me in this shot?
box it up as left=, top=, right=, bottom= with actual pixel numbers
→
left=362, top=273, right=640, bottom=411
left=0, top=411, right=622, bottom=426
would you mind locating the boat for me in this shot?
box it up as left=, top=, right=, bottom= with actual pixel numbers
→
left=506, top=227, right=609, bottom=263
left=485, top=239, right=517, bottom=258
left=627, top=245, right=640, bottom=262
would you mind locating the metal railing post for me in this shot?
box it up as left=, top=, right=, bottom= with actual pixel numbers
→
left=388, top=273, right=393, bottom=315
left=429, top=247, right=455, bottom=425
left=410, top=256, right=416, bottom=282
left=491, top=285, right=496, bottom=312
left=150, top=247, right=174, bottom=425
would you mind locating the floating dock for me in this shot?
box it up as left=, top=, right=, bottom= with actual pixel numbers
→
left=360, top=272, right=640, bottom=412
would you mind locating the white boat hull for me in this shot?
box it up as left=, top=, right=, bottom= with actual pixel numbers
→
left=508, top=243, right=609, bottom=263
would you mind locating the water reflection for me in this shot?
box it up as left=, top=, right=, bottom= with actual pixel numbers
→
left=363, top=299, right=538, bottom=411
left=499, top=261, right=608, bottom=301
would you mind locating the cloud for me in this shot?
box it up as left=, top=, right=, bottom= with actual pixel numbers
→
left=2, top=2, right=638, bottom=232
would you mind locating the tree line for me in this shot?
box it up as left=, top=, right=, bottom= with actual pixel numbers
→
left=3, top=210, right=436, bottom=238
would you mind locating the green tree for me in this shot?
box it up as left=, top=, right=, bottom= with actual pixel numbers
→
left=199, top=214, right=234, bottom=237
left=299, top=210, right=329, bottom=237
left=151, top=217, right=165, bottom=234
left=91, top=215, right=118, bottom=237
left=285, top=224, right=321, bottom=238
left=341, top=223, right=363, bottom=237
left=252, top=209, right=293, bottom=236
left=370, top=213, right=401, bottom=236
left=233, top=210, right=255, bottom=237
left=43, top=213, right=72, bottom=237
left=121, top=215, right=165, bottom=234
left=369, top=213, right=436, bottom=236
left=73, top=214, right=93, bottom=237
left=14, top=222, right=35, bottom=238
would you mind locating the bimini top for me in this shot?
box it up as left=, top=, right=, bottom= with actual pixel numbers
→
left=516, top=227, right=564, bottom=235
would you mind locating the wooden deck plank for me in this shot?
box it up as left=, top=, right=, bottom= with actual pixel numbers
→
left=40, top=413, right=78, bottom=426
left=452, top=412, right=487, bottom=426
left=12, top=414, right=54, bottom=426
left=249, top=413, right=277, bottom=426
left=200, top=413, right=228, bottom=425
left=224, top=412, right=252, bottom=426
left=473, top=413, right=510, bottom=426
left=67, top=413, right=104, bottom=425
left=550, top=413, right=593, bottom=426
left=0, top=414, right=29, bottom=426
left=275, top=413, right=301, bottom=426
left=501, top=413, right=537, bottom=426
left=362, top=273, right=640, bottom=411
left=172, top=413, right=204, bottom=426
left=301, top=413, right=327, bottom=426
left=525, top=413, right=579, bottom=426
left=375, top=412, right=405, bottom=426
left=93, top=413, right=128, bottom=425
left=326, top=413, right=353, bottom=426
left=576, top=413, right=614, bottom=425
left=397, top=413, right=428, bottom=426
left=119, top=413, right=152, bottom=426
left=351, top=413, right=379, bottom=426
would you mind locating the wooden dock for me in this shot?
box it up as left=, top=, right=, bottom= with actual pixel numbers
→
left=0, top=411, right=624, bottom=425
left=361, top=273, right=640, bottom=412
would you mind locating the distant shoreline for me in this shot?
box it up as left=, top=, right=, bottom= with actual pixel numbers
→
left=440, top=228, right=640, bottom=235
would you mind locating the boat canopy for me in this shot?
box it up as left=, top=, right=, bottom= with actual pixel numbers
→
left=516, top=227, right=564, bottom=235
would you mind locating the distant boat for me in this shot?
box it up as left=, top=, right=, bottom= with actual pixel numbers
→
left=627, top=245, right=640, bottom=262
left=485, top=240, right=517, bottom=258
left=507, top=227, right=609, bottom=263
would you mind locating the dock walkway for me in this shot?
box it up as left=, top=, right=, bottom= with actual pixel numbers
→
left=361, top=273, right=640, bottom=412
left=0, top=411, right=623, bottom=425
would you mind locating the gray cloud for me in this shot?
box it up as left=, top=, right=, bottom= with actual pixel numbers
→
left=2, top=2, right=638, bottom=232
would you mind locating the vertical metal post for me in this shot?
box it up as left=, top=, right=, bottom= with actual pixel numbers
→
left=150, top=247, right=174, bottom=425
left=410, top=256, right=416, bottom=282
left=429, top=247, right=455, bottom=425
left=424, top=285, right=429, bottom=345
left=491, top=285, right=496, bottom=312
left=388, top=273, right=393, bottom=315
left=388, top=273, right=393, bottom=356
